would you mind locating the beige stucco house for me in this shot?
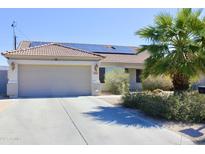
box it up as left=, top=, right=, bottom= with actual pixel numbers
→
left=2, top=41, right=149, bottom=98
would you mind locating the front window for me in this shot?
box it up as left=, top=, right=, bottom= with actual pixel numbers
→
left=136, top=69, right=142, bottom=83
left=99, top=67, right=105, bottom=83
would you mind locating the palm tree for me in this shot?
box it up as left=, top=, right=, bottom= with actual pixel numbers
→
left=136, top=8, right=205, bottom=91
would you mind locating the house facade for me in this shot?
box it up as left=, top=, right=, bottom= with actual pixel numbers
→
left=2, top=41, right=149, bottom=98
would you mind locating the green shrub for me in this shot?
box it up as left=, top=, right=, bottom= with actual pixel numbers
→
left=122, top=92, right=141, bottom=108
left=122, top=91, right=205, bottom=123
left=104, top=69, right=129, bottom=94
left=142, top=75, right=173, bottom=91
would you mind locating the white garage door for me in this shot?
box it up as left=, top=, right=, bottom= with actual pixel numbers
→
left=18, top=65, right=91, bottom=97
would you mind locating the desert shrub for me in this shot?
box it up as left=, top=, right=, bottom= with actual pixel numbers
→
left=142, top=75, right=173, bottom=91
left=122, top=91, right=205, bottom=123
left=173, top=92, right=205, bottom=122
left=104, top=69, right=129, bottom=94
left=122, top=92, right=141, bottom=108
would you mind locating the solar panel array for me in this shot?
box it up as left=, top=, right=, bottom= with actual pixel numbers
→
left=29, top=41, right=137, bottom=55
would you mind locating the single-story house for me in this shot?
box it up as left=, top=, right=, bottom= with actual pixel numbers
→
left=2, top=40, right=149, bottom=98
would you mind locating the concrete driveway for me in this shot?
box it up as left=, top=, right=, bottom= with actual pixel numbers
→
left=0, top=97, right=193, bottom=145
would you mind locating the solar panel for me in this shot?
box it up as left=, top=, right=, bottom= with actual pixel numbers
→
left=30, top=42, right=48, bottom=47
left=30, top=41, right=137, bottom=54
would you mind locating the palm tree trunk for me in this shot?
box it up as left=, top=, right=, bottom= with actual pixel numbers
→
left=172, top=73, right=190, bottom=91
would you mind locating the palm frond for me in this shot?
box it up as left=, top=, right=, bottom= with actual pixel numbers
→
left=138, top=44, right=168, bottom=55
left=136, top=8, right=205, bottom=81
left=136, top=26, right=161, bottom=42
left=154, top=13, right=173, bottom=28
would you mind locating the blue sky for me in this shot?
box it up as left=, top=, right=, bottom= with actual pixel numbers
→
left=0, top=8, right=180, bottom=66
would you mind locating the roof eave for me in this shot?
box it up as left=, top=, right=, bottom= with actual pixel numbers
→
left=2, top=43, right=105, bottom=60
left=1, top=52, right=9, bottom=59
left=3, top=54, right=103, bottom=61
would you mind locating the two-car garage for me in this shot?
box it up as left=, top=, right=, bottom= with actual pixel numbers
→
left=3, top=43, right=102, bottom=98
left=18, top=65, right=92, bottom=97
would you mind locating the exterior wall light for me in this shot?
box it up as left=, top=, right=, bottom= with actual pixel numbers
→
left=94, top=64, right=99, bottom=74
left=11, top=62, right=15, bottom=71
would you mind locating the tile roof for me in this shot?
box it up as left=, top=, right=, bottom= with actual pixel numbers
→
left=2, top=43, right=104, bottom=59
left=4, top=41, right=150, bottom=64
left=19, top=41, right=138, bottom=54
left=100, top=52, right=150, bottom=64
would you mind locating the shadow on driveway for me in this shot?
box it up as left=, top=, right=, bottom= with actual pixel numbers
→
left=180, top=125, right=205, bottom=138
left=83, top=106, right=161, bottom=128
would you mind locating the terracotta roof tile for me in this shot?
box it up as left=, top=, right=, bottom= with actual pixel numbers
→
left=19, top=40, right=138, bottom=54
left=100, top=52, right=149, bottom=64
left=2, top=43, right=104, bottom=59
left=3, top=41, right=150, bottom=64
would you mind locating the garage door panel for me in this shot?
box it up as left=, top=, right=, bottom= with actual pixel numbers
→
left=18, top=65, right=91, bottom=97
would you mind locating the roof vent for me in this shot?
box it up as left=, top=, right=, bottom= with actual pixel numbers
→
left=106, top=45, right=116, bottom=50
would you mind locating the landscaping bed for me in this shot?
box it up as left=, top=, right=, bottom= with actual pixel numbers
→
left=122, top=89, right=205, bottom=144
left=122, top=90, right=205, bottom=123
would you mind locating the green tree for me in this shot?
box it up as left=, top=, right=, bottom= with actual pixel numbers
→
left=136, top=8, right=205, bottom=91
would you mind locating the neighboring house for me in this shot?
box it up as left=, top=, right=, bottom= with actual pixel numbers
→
left=0, top=66, right=8, bottom=96
left=2, top=41, right=149, bottom=98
